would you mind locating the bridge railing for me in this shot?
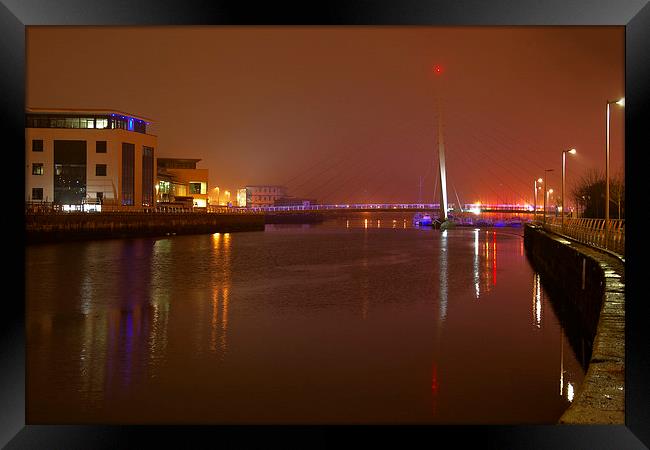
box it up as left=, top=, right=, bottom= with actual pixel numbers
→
left=25, top=201, right=260, bottom=215
left=249, top=203, right=537, bottom=213
left=26, top=200, right=543, bottom=215
left=247, top=203, right=441, bottom=212
left=540, top=217, right=625, bottom=256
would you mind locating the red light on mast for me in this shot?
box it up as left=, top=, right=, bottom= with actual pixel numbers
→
left=433, top=65, right=443, bottom=75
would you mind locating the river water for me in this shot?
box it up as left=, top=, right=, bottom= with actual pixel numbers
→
left=26, top=213, right=584, bottom=424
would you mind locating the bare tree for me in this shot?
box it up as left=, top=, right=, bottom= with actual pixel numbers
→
left=571, top=168, right=624, bottom=219
left=610, top=167, right=625, bottom=219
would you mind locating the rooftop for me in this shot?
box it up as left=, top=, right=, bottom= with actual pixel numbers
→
left=26, top=107, right=154, bottom=124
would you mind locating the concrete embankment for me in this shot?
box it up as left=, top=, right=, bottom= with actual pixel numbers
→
left=524, top=224, right=624, bottom=424
left=25, top=212, right=265, bottom=244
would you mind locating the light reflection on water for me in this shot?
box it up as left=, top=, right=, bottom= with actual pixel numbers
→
left=26, top=215, right=585, bottom=424
left=439, top=230, right=448, bottom=322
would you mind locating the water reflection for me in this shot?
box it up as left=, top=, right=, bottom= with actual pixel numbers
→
left=439, top=230, right=448, bottom=322
left=337, top=214, right=432, bottom=230
left=484, top=232, right=491, bottom=295
left=473, top=229, right=480, bottom=299
left=149, top=239, right=171, bottom=377
left=79, top=299, right=107, bottom=404
left=492, top=232, right=497, bottom=286
left=115, top=240, right=154, bottom=390
left=532, top=273, right=543, bottom=328
left=74, top=240, right=157, bottom=401
left=76, top=245, right=108, bottom=404
left=209, top=232, right=232, bottom=359
left=526, top=248, right=596, bottom=373
left=360, top=229, right=370, bottom=319
left=70, top=234, right=235, bottom=399
left=27, top=220, right=585, bottom=424
left=431, top=363, right=439, bottom=415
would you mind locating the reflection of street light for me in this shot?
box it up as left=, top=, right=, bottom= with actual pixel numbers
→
left=562, top=148, right=577, bottom=231
left=606, top=97, right=624, bottom=241
left=224, top=190, right=230, bottom=206
left=543, top=169, right=554, bottom=224
left=533, top=178, right=543, bottom=222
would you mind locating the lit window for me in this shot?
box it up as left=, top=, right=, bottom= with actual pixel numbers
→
left=65, top=118, right=80, bottom=128
left=189, top=182, right=202, bottom=194
left=32, top=188, right=43, bottom=200
left=32, top=163, right=44, bottom=175
left=96, top=118, right=108, bottom=129
left=158, top=181, right=170, bottom=194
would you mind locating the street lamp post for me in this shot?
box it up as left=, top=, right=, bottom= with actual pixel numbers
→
left=543, top=169, right=554, bottom=224
left=533, top=178, right=543, bottom=223
left=212, top=186, right=220, bottom=206
left=605, top=97, right=624, bottom=244
left=562, top=148, right=577, bottom=231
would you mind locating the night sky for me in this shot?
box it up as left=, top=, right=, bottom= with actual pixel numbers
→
left=26, top=26, right=624, bottom=206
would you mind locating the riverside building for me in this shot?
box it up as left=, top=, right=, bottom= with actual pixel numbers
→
left=156, top=158, right=209, bottom=208
left=245, top=185, right=288, bottom=207
left=25, top=108, right=157, bottom=210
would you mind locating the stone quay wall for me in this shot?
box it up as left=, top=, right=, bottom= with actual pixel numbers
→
left=26, top=212, right=265, bottom=244
left=524, top=224, right=625, bottom=424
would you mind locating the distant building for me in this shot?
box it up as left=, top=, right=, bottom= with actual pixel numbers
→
left=156, top=158, right=209, bottom=208
left=245, top=185, right=288, bottom=207
left=25, top=107, right=157, bottom=208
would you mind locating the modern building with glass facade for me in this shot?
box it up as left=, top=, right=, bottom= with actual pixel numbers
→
left=156, top=158, right=209, bottom=208
left=25, top=108, right=157, bottom=208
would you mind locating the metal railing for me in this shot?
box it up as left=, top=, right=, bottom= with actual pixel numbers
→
left=248, top=203, right=536, bottom=213
left=25, top=201, right=261, bottom=215
left=540, top=216, right=624, bottom=256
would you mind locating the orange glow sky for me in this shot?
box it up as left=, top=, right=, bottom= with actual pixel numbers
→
left=26, top=26, right=624, bottom=205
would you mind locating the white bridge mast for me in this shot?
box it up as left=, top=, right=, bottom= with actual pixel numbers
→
left=437, top=99, right=449, bottom=221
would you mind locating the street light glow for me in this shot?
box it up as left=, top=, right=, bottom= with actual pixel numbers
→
left=616, top=97, right=625, bottom=106
left=568, top=148, right=576, bottom=154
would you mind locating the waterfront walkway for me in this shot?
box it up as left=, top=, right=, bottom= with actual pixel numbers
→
left=539, top=229, right=625, bottom=424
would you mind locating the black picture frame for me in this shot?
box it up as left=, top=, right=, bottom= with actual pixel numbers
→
left=2, top=1, right=649, bottom=448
